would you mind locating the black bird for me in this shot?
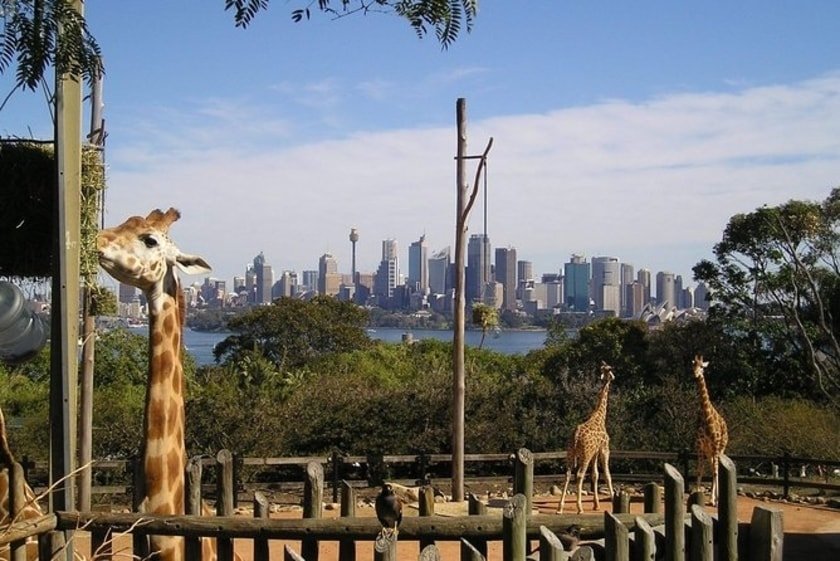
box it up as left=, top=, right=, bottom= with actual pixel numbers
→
left=375, top=483, right=403, bottom=538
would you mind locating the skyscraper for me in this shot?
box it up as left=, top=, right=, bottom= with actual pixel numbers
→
left=564, top=254, right=590, bottom=312
left=620, top=263, right=635, bottom=317
left=428, top=247, right=450, bottom=295
left=516, top=260, right=533, bottom=301
left=408, top=235, right=429, bottom=291
left=637, top=268, right=651, bottom=305
left=253, top=252, right=273, bottom=305
left=318, top=253, right=341, bottom=296
left=375, top=239, right=399, bottom=301
left=466, top=233, right=491, bottom=303
left=495, top=246, right=517, bottom=311
left=592, top=256, right=620, bottom=314
left=656, top=271, right=676, bottom=309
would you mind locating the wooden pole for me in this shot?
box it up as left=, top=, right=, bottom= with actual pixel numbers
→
left=452, top=97, right=468, bottom=503
left=513, top=448, right=534, bottom=514
left=302, top=461, right=324, bottom=561
left=604, top=512, right=629, bottom=561
left=185, top=456, right=203, bottom=559
left=253, top=492, right=270, bottom=561
left=632, top=516, right=654, bottom=561
left=689, top=505, right=713, bottom=561
left=216, top=450, right=236, bottom=561
left=718, top=455, right=739, bottom=561
left=503, top=494, right=527, bottom=561
left=460, top=538, right=486, bottom=561
left=612, top=490, right=630, bottom=514
left=467, top=493, right=488, bottom=558
left=339, top=480, right=356, bottom=561
left=664, top=464, right=685, bottom=561
left=538, top=525, right=570, bottom=561
left=642, top=483, right=661, bottom=514
left=748, top=507, right=783, bottom=561
left=419, top=485, right=436, bottom=550
left=10, top=462, right=27, bottom=561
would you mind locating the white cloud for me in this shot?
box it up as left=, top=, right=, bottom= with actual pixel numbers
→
left=102, top=73, right=840, bottom=287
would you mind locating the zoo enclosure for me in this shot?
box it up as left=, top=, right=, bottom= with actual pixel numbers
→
left=4, top=449, right=786, bottom=561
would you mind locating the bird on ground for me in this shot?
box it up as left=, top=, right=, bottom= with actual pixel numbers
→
left=375, top=482, right=404, bottom=539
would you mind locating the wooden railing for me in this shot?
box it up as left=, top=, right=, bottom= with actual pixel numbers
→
left=2, top=449, right=786, bottom=561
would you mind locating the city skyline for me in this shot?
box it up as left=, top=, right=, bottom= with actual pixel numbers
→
left=2, top=3, right=838, bottom=288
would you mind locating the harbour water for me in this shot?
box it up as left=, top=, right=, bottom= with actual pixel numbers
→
left=175, top=326, right=549, bottom=366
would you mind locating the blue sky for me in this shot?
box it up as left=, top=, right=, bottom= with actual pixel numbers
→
left=2, top=1, right=839, bottom=292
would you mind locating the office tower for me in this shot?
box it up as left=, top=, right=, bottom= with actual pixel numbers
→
left=349, top=228, right=359, bottom=284
left=232, top=276, right=245, bottom=293
left=541, top=273, right=563, bottom=309
left=408, top=235, right=429, bottom=291
left=466, top=234, right=491, bottom=303
left=275, top=270, right=298, bottom=299
left=253, top=252, right=273, bottom=305
left=675, top=275, right=685, bottom=309
left=118, top=283, right=136, bottom=304
left=592, top=256, right=620, bottom=314
left=495, top=246, right=517, bottom=311
left=245, top=266, right=256, bottom=302
left=564, top=254, right=590, bottom=312
left=656, top=271, right=676, bottom=309
left=516, top=260, right=533, bottom=300
left=626, top=281, right=645, bottom=318
left=301, top=270, right=318, bottom=293
left=620, top=263, right=634, bottom=316
left=428, top=247, right=451, bottom=295
left=375, top=239, right=399, bottom=300
left=694, top=282, right=710, bottom=311
left=318, top=253, right=341, bottom=296
left=682, top=287, right=694, bottom=309
left=637, top=268, right=651, bottom=305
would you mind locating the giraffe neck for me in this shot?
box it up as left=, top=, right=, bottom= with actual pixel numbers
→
left=588, top=380, right=611, bottom=427
left=142, top=276, right=186, bottom=518
left=695, top=373, right=718, bottom=425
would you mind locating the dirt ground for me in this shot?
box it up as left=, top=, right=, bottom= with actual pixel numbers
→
left=71, top=488, right=840, bottom=561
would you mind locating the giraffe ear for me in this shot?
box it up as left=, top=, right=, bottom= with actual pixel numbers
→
left=175, top=253, right=211, bottom=275
left=702, top=361, right=709, bottom=368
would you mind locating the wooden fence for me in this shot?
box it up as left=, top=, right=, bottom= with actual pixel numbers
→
left=2, top=449, right=785, bottom=561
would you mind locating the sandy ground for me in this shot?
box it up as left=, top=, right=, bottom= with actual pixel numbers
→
left=65, top=491, right=840, bottom=561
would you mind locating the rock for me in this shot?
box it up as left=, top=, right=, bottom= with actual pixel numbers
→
left=324, top=502, right=340, bottom=511
left=550, top=485, right=562, bottom=496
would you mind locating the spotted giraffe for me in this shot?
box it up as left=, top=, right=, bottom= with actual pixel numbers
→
left=98, top=208, right=239, bottom=561
left=558, top=362, right=616, bottom=514
left=692, top=354, right=728, bottom=506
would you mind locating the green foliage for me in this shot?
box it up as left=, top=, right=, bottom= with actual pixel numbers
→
left=226, top=0, right=477, bottom=48
left=471, top=303, right=499, bottom=349
left=0, top=0, right=103, bottom=90
left=93, top=328, right=151, bottom=386
left=0, top=368, right=49, bottom=460
left=214, top=296, right=371, bottom=370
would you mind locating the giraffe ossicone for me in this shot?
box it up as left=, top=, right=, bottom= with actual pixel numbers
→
left=98, top=208, right=238, bottom=561
left=558, top=361, right=616, bottom=514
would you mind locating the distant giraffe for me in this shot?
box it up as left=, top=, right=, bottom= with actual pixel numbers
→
left=98, top=208, right=238, bottom=561
left=0, top=406, right=42, bottom=561
left=558, top=362, right=616, bottom=514
left=692, top=354, right=728, bottom=506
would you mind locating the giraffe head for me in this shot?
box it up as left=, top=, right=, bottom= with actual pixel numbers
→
left=692, top=354, right=709, bottom=379
left=97, top=208, right=211, bottom=292
left=599, top=361, right=615, bottom=383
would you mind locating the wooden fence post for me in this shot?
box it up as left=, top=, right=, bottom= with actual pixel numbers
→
left=503, top=493, right=527, bottom=561
left=331, top=449, right=342, bottom=504
left=462, top=493, right=488, bottom=561
left=302, top=461, right=324, bottom=561
left=374, top=535, right=397, bottom=561
left=419, top=485, right=436, bottom=550
left=748, top=507, right=783, bottom=561
left=612, top=489, right=630, bottom=514
left=539, top=525, right=570, bottom=561
left=217, top=449, right=236, bottom=561
left=633, top=516, right=655, bottom=561
left=781, top=453, right=790, bottom=500
left=513, top=448, right=534, bottom=514
left=664, top=463, right=685, bottom=561
left=605, top=511, right=629, bottom=561
left=10, top=461, right=27, bottom=561
left=718, top=454, right=738, bottom=561
left=339, top=480, right=356, bottom=561
left=643, top=483, right=661, bottom=514
left=185, top=456, right=203, bottom=560
left=688, top=491, right=705, bottom=510
left=253, top=491, right=270, bottom=561
left=419, top=544, right=441, bottom=561
left=690, top=505, right=713, bottom=561
left=38, top=530, right=66, bottom=561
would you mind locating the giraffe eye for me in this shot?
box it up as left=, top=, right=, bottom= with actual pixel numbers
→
left=141, top=235, right=158, bottom=248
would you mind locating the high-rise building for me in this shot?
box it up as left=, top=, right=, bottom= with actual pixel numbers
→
left=592, top=256, right=620, bottom=314
left=675, top=275, right=685, bottom=309
left=245, top=266, right=257, bottom=302
left=656, top=271, right=676, bottom=309
left=408, top=235, right=429, bottom=291
left=637, top=268, right=651, bottom=305
left=301, top=270, right=318, bottom=293
left=494, top=247, right=517, bottom=311
left=626, top=281, right=645, bottom=318
left=541, top=273, right=563, bottom=309
left=516, top=260, right=533, bottom=301
left=253, top=252, right=273, bottom=305
left=318, top=253, right=341, bottom=296
left=428, top=247, right=450, bottom=295
left=274, top=270, right=298, bottom=299
left=694, top=282, right=710, bottom=311
left=564, top=254, right=590, bottom=312
left=118, top=283, right=137, bottom=304
left=620, top=263, right=635, bottom=317
left=375, top=239, right=399, bottom=301
left=466, top=234, right=491, bottom=303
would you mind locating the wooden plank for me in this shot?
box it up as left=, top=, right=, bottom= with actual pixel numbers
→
left=0, top=514, right=57, bottom=546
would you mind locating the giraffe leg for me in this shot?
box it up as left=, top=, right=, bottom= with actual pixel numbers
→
left=558, top=463, right=573, bottom=514
left=591, top=456, right=601, bottom=511
left=711, top=454, right=720, bottom=507
left=576, top=457, right=592, bottom=515
left=601, top=447, right=614, bottom=502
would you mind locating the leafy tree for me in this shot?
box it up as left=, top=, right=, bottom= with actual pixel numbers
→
left=214, top=296, right=372, bottom=370
left=0, top=0, right=102, bottom=92
left=226, top=0, right=477, bottom=47
left=694, top=188, right=840, bottom=405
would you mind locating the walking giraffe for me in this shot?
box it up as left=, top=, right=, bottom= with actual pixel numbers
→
left=558, top=362, right=616, bottom=514
left=692, top=354, right=728, bottom=506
